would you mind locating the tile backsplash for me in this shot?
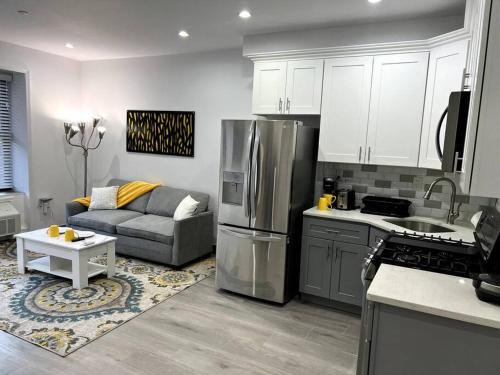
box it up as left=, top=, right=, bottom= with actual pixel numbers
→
left=315, top=162, right=497, bottom=226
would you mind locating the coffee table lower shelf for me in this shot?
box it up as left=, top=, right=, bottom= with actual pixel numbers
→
left=27, top=256, right=107, bottom=280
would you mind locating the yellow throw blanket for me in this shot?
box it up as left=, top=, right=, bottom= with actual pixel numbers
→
left=74, top=181, right=161, bottom=208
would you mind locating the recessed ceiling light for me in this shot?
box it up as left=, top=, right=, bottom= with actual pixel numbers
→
left=178, top=30, right=190, bottom=38
left=368, top=0, right=382, bottom=3
left=239, top=10, right=252, bottom=19
left=65, top=43, right=75, bottom=49
left=17, top=10, right=29, bottom=15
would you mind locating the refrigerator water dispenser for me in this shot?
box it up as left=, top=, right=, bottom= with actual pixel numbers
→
left=222, top=171, right=244, bottom=205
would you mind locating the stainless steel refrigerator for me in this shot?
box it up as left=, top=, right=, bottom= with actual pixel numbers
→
left=216, top=120, right=318, bottom=303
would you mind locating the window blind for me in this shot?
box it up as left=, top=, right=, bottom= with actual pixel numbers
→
left=0, top=78, right=12, bottom=189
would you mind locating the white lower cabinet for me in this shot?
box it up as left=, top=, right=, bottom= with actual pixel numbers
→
left=366, top=52, right=429, bottom=167
left=419, top=39, right=469, bottom=169
left=318, top=56, right=373, bottom=163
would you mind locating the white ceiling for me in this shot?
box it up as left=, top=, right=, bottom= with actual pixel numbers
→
left=0, top=0, right=466, bottom=61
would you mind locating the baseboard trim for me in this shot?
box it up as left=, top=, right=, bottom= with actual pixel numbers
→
left=299, top=293, right=361, bottom=315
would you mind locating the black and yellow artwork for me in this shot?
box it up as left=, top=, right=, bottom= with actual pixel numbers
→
left=126, top=110, right=195, bottom=157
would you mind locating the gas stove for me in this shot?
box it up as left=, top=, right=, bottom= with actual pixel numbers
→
left=372, top=230, right=481, bottom=278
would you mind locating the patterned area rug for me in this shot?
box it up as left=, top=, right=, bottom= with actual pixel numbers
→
left=0, top=240, right=215, bottom=356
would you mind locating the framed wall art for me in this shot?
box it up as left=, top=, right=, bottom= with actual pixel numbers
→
left=126, top=110, right=195, bottom=157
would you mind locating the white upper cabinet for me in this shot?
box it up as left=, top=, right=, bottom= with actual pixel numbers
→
left=252, top=61, right=287, bottom=114
left=252, top=60, right=323, bottom=115
left=366, top=52, right=429, bottom=167
left=318, top=56, right=373, bottom=163
left=419, top=39, right=469, bottom=169
left=470, top=0, right=500, bottom=198
left=285, top=60, right=324, bottom=115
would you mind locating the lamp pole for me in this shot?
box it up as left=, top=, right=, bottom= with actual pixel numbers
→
left=64, top=118, right=106, bottom=196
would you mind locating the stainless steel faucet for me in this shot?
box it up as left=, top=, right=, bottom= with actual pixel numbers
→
left=423, top=177, right=462, bottom=224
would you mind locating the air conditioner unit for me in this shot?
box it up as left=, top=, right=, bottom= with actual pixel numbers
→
left=0, top=198, right=21, bottom=237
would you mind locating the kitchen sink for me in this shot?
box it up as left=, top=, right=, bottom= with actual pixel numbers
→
left=383, top=219, right=455, bottom=233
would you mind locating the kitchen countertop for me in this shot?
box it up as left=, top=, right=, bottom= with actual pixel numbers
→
left=303, top=207, right=475, bottom=243
left=367, top=264, right=500, bottom=330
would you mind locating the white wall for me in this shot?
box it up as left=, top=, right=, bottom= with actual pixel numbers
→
left=0, top=40, right=82, bottom=228
left=243, top=15, right=464, bottom=56
left=81, top=48, right=253, bottom=212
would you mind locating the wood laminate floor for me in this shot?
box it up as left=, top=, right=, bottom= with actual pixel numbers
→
left=0, top=276, right=360, bottom=375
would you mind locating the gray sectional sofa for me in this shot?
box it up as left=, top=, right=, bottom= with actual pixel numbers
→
left=65, top=179, right=213, bottom=267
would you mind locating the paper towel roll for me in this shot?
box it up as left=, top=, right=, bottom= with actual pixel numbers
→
left=471, top=211, right=483, bottom=228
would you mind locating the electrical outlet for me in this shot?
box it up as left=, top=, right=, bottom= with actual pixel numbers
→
left=38, top=197, right=53, bottom=206
left=38, top=197, right=53, bottom=216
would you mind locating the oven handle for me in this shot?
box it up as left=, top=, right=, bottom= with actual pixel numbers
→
left=435, top=107, right=448, bottom=162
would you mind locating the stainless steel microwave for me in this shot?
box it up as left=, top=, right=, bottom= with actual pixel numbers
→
left=436, top=91, right=471, bottom=172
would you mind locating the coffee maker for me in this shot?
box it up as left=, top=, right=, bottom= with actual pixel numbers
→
left=323, top=177, right=337, bottom=195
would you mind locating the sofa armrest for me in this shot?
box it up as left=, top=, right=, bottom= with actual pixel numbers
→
left=172, top=211, right=214, bottom=266
left=65, top=201, right=88, bottom=224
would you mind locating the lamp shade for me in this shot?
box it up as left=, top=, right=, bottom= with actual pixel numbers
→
left=69, top=125, right=79, bottom=139
left=97, top=126, right=106, bottom=139
left=63, top=122, right=72, bottom=135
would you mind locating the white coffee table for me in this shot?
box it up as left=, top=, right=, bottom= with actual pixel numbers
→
left=15, top=229, right=117, bottom=289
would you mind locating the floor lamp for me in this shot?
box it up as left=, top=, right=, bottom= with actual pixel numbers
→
left=64, top=118, right=106, bottom=196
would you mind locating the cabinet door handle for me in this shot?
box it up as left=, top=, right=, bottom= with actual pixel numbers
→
left=286, top=98, right=291, bottom=113
left=368, top=146, right=371, bottom=163
left=358, top=146, right=362, bottom=162
left=278, top=98, right=283, bottom=113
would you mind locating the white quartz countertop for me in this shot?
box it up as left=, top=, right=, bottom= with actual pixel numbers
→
left=367, top=264, right=500, bottom=329
left=303, top=207, right=475, bottom=243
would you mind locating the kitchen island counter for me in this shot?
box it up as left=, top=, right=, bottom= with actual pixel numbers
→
left=368, top=264, right=500, bottom=329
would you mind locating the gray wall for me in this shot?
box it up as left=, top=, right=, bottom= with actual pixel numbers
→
left=81, top=48, right=254, bottom=214
left=316, top=162, right=496, bottom=225
left=243, top=15, right=464, bottom=56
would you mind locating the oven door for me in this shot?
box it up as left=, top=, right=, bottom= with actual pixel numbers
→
left=215, top=225, right=288, bottom=303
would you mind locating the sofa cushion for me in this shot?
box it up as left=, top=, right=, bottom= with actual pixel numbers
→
left=146, top=186, right=209, bottom=217
left=122, top=191, right=152, bottom=214
left=68, top=209, right=142, bottom=234
left=107, top=178, right=130, bottom=187
left=106, top=178, right=152, bottom=213
left=116, top=214, right=175, bottom=245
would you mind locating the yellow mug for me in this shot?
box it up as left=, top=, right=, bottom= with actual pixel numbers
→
left=47, top=225, right=59, bottom=238
left=322, top=194, right=337, bottom=209
left=318, top=197, right=329, bottom=211
left=64, top=228, right=79, bottom=242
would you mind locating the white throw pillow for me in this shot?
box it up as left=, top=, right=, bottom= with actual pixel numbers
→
left=88, top=186, right=119, bottom=210
left=173, top=195, right=199, bottom=221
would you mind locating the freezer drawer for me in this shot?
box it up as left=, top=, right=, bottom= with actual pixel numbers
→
left=216, top=225, right=288, bottom=303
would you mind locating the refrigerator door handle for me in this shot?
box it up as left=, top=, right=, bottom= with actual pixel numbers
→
left=244, top=122, right=255, bottom=218
left=219, top=227, right=282, bottom=242
left=250, top=128, right=261, bottom=218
